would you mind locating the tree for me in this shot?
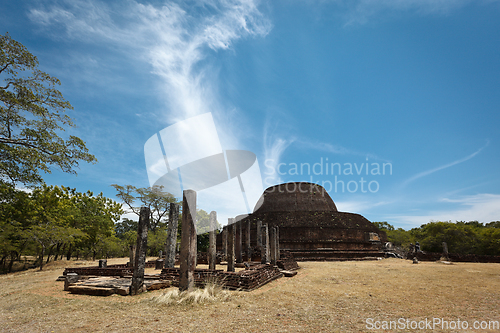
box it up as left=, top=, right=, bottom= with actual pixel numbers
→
left=0, top=32, right=96, bottom=185
left=28, top=185, right=84, bottom=270
left=70, top=189, right=123, bottom=261
left=111, top=184, right=178, bottom=232
left=373, top=221, right=395, bottom=231
left=0, top=183, right=34, bottom=272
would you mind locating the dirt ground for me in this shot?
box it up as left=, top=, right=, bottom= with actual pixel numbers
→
left=0, top=258, right=499, bottom=332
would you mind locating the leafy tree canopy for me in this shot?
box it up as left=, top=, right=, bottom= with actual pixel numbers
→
left=111, top=184, right=178, bottom=232
left=0, top=32, right=96, bottom=185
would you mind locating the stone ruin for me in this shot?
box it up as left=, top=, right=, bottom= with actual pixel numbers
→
left=62, top=188, right=298, bottom=296
left=218, top=182, right=387, bottom=261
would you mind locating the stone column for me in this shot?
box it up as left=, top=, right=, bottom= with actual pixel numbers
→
left=256, top=220, right=262, bottom=259
left=245, top=220, right=251, bottom=261
left=131, top=207, right=150, bottom=296
left=442, top=242, right=449, bottom=259
left=222, top=226, right=228, bottom=261
left=276, top=226, right=280, bottom=260
left=227, top=218, right=235, bottom=272
left=208, top=211, right=217, bottom=270
left=179, top=190, right=197, bottom=291
left=270, top=227, right=277, bottom=266
left=261, top=224, right=270, bottom=264
left=128, top=244, right=135, bottom=267
left=164, top=203, right=179, bottom=268
left=236, top=220, right=243, bottom=264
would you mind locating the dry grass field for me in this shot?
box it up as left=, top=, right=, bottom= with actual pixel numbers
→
left=0, top=258, right=499, bottom=332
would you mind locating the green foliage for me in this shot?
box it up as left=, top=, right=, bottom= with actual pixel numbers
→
left=0, top=33, right=96, bottom=186
left=0, top=183, right=123, bottom=271
left=373, top=221, right=394, bottom=231
left=115, top=218, right=138, bottom=239
left=111, top=184, right=178, bottom=232
left=378, top=220, right=500, bottom=256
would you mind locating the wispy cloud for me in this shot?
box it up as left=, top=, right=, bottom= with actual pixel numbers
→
left=401, top=141, right=489, bottom=187
left=262, top=118, right=295, bottom=186
left=295, top=139, right=389, bottom=162
left=390, top=193, right=500, bottom=228
left=29, top=0, right=271, bottom=124
left=307, top=0, right=498, bottom=25
left=335, top=199, right=393, bottom=214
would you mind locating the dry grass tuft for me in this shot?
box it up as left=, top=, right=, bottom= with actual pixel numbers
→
left=150, top=280, right=231, bottom=306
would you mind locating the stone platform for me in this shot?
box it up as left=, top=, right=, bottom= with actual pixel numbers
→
left=66, top=276, right=170, bottom=296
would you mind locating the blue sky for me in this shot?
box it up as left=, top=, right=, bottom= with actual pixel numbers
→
left=2, top=0, right=500, bottom=229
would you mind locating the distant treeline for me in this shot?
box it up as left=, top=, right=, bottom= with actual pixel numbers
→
left=374, top=221, right=500, bottom=256
left=1, top=183, right=217, bottom=273
left=0, top=184, right=124, bottom=272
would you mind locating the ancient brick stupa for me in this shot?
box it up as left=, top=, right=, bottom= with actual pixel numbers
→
left=236, top=182, right=386, bottom=261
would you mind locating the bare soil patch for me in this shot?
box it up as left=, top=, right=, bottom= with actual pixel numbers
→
left=0, top=258, right=499, bottom=332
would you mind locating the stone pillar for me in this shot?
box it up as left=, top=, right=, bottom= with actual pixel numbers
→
left=208, top=211, right=217, bottom=270
left=227, top=218, right=235, bottom=272
left=179, top=190, right=197, bottom=291
left=245, top=220, right=251, bottom=261
left=131, top=207, right=150, bottom=296
left=222, top=226, right=228, bottom=261
left=164, top=203, right=179, bottom=268
left=442, top=242, right=449, bottom=259
left=261, top=224, right=270, bottom=264
left=276, top=226, right=280, bottom=260
left=256, top=220, right=262, bottom=259
left=235, top=220, right=243, bottom=264
left=270, top=227, right=277, bottom=266
left=64, top=273, right=79, bottom=291
left=128, top=244, right=135, bottom=267
left=155, top=259, right=164, bottom=270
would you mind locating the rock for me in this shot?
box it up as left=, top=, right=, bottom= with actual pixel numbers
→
left=64, top=273, right=79, bottom=291
left=68, top=285, right=115, bottom=296
left=280, top=270, right=297, bottom=277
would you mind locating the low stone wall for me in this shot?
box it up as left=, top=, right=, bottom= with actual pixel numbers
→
left=220, top=264, right=282, bottom=291
left=277, top=251, right=300, bottom=271
left=160, top=264, right=283, bottom=291
left=160, top=268, right=222, bottom=288
left=196, top=252, right=222, bottom=265
left=64, top=261, right=156, bottom=277
left=64, top=266, right=133, bottom=277
left=408, top=252, right=500, bottom=263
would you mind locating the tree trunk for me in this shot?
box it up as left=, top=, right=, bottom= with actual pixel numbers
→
left=66, top=244, right=72, bottom=261
left=8, top=251, right=17, bottom=273
left=54, top=242, right=63, bottom=261
left=59, top=243, right=66, bottom=261
left=39, top=245, right=45, bottom=271
left=46, top=244, right=56, bottom=264
left=0, top=255, right=7, bottom=269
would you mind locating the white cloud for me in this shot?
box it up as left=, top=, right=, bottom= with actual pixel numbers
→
left=390, top=193, right=500, bottom=228
left=262, top=119, right=295, bottom=186
left=335, top=199, right=392, bottom=214
left=306, top=0, right=498, bottom=25
left=401, top=141, right=489, bottom=187
left=295, top=139, right=389, bottom=162
left=28, top=0, right=271, bottom=126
